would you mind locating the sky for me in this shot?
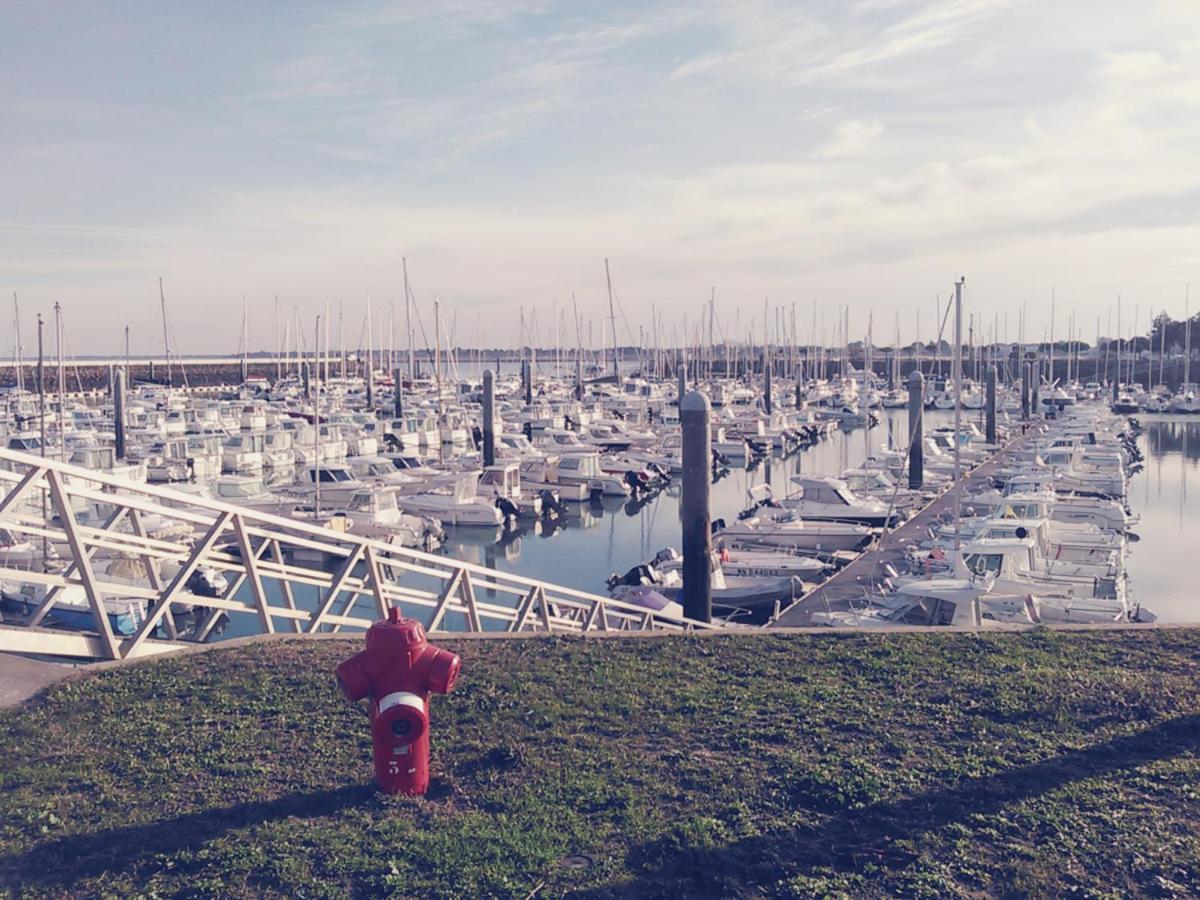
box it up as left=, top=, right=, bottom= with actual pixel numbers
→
left=3, top=0, right=1200, bottom=356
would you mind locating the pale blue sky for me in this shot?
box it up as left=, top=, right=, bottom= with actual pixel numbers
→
left=3, top=0, right=1199, bottom=354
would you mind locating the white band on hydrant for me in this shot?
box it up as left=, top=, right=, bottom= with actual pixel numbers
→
left=378, top=691, right=425, bottom=716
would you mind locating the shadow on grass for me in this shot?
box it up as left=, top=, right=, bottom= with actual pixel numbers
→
left=0, top=782, right=377, bottom=890
left=579, top=713, right=1200, bottom=897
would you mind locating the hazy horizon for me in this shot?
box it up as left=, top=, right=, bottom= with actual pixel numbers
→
left=4, top=1, right=1199, bottom=355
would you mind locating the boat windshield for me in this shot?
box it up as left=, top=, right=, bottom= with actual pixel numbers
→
left=963, top=553, right=1003, bottom=577
left=218, top=480, right=266, bottom=499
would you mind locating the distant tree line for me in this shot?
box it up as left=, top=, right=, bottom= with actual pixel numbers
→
left=1148, top=311, right=1200, bottom=352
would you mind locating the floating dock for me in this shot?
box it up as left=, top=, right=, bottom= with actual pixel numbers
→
left=772, top=427, right=1036, bottom=626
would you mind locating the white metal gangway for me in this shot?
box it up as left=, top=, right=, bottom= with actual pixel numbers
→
left=0, top=449, right=724, bottom=660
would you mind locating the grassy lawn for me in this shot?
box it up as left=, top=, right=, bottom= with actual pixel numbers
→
left=2, top=629, right=1199, bottom=898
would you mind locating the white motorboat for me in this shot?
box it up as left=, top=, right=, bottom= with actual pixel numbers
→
left=222, top=433, right=264, bottom=472
left=715, top=512, right=872, bottom=553
left=771, top=476, right=903, bottom=528
left=478, top=463, right=546, bottom=518
left=608, top=548, right=801, bottom=616
left=396, top=473, right=508, bottom=528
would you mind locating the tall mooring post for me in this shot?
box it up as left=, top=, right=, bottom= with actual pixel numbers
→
left=1021, top=362, right=1030, bottom=419
left=985, top=365, right=997, bottom=444
left=908, top=369, right=924, bottom=489
left=302, top=361, right=311, bottom=398
left=114, top=368, right=127, bottom=460
left=1030, top=362, right=1040, bottom=417
left=795, top=378, right=805, bottom=409
left=680, top=390, right=712, bottom=623
left=523, top=360, right=533, bottom=406
left=764, top=359, right=772, bottom=414
left=365, top=362, right=374, bottom=412
left=393, top=369, right=403, bottom=419
left=482, top=369, right=496, bottom=468
left=575, top=355, right=584, bottom=400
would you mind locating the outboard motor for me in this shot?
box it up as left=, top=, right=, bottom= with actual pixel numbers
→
left=421, top=516, right=445, bottom=550
left=624, top=470, right=644, bottom=494
left=606, top=563, right=658, bottom=590
left=650, top=547, right=680, bottom=568
left=495, top=497, right=520, bottom=521
left=187, top=567, right=229, bottom=598
left=711, top=517, right=727, bottom=534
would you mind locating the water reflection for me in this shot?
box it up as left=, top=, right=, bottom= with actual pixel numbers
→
left=429, top=410, right=930, bottom=603
left=1129, top=416, right=1200, bottom=622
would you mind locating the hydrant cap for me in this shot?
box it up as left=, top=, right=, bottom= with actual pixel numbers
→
left=365, top=611, right=427, bottom=656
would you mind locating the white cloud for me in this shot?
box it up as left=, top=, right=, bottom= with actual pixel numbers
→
left=815, top=119, right=885, bottom=157
left=5, top=0, right=1200, bottom=350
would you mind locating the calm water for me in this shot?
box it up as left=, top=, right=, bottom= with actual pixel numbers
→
left=219, top=410, right=932, bottom=639
left=1126, top=417, right=1200, bottom=622
left=440, top=409, right=949, bottom=602
left=218, top=408, right=1200, bottom=637
left=440, top=410, right=1199, bottom=624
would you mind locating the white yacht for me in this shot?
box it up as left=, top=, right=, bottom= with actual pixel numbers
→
left=715, top=512, right=872, bottom=553
left=396, top=472, right=507, bottom=528
left=772, top=476, right=903, bottom=528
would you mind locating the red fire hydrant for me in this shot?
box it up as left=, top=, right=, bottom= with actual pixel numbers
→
left=335, top=609, right=461, bottom=796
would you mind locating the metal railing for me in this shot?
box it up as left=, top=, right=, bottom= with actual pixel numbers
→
left=0, top=449, right=724, bottom=660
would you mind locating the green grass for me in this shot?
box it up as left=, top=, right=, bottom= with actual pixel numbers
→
left=2, top=630, right=1199, bottom=898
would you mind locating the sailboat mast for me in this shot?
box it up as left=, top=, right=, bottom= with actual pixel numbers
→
left=159, top=277, right=172, bottom=386
left=55, top=302, right=65, bottom=461
left=314, top=314, right=322, bottom=516
left=365, top=295, right=373, bottom=388
left=434, top=298, right=443, bottom=416
left=604, top=258, right=619, bottom=381
left=241, top=295, right=248, bottom=381
left=274, top=295, right=282, bottom=382
left=403, top=258, right=415, bottom=378
left=12, top=293, right=23, bottom=394
left=1185, top=285, right=1191, bottom=388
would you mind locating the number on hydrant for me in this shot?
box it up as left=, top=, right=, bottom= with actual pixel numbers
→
left=335, top=608, right=461, bottom=795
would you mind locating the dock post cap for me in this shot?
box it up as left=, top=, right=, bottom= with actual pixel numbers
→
left=680, top=390, right=711, bottom=413
left=908, top=370, right=924, bottom=386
